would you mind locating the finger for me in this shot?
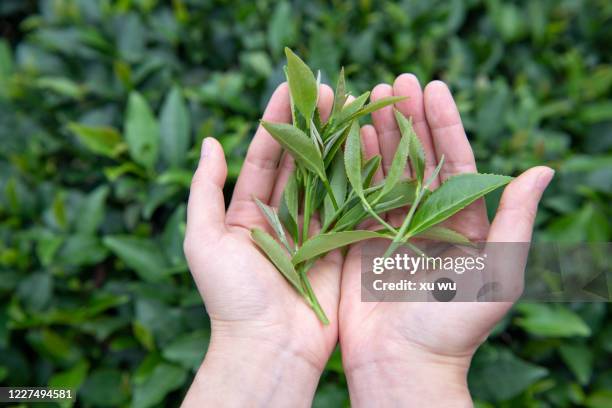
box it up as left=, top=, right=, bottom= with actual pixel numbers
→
left=185, top=138, right=228, bottom=253
left=486, top=167, right=554, bottom=302
left=488, top=167, right=554, bottom=243
left=226, top=83, right=291, bottom=229
left=269, top=84, right=334, bottom=207
left=424, top=80, right=477, bottom=181
left=318, top=84, right=335, bottom=123
left=424, top=81, right=489, bottom=239
left=371, top=84, right=411, bottom=178
left=393, top=74, right=439, bottom=188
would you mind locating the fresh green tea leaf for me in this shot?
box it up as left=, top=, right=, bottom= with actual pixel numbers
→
left=324, top=152, right=347, bottom=226
left=283, top=171, right=299, bottom=227
left=254, top=197, right=292, bottom=252
left=279, top=196, right=298, bottom=244
left=415, top=226, right=471, bottom=245
left=375, top=180, right=417, bottom=211
left=285, top=47, right=318, bottom=121
left=251, top=228, right=303, bottom=295
left=323, top=124, right=351, bottom=166
left=394, top=109, right=425, bottom=183
left=344, top=121, right=363, bottom=198
left=292, top=230, right=389, bottom=264
left=362, top=155, right=382, bottom=189
left=424, top=154, right=445, bottom=189
left=331, top=67, right=347, bottom=118
left=310, top=119, right=324, bottom=150
left=377, top=118, right=410, bottom=198
left=335, top=91, right=370, bottom=125
left=356, top=96, right=406, bottom=119
left=334, top=181, right=417, bottom=231
left=261, top=121, right=326, bottom=180
left=409, top=173, right=513, bottom=235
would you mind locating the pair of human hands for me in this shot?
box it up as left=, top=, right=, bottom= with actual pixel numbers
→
left=182, top=75, right=554, bottom=407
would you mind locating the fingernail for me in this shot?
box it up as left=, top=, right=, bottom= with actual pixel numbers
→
left=536, top=167, right=555, bottom=190
left=201, top=137, right=211, bottom=159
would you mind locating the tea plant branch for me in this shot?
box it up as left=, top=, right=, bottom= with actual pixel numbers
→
left=384, top=156, right=445, bottom=257
left=251, top=49, right=513, bottom=323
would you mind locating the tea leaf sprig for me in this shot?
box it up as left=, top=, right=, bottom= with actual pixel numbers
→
left=251, top=48, right=513, bottom=323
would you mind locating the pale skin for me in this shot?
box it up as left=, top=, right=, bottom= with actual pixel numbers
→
left=181, top=75, right=554, bottom=407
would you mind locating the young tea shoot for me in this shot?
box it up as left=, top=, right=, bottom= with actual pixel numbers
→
left=251, top=48, right=513, bottom=323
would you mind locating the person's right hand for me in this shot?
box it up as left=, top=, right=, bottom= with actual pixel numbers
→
left=338, top=74, right=554, bottom=407
left=182, top=83, right=342, bottom=407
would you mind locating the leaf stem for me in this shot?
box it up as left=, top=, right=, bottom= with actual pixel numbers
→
left=362, top=199, right=397, bottom=234
left=383, top=186, right=426, bottom=257
left=302, top=176, right=312, bottom=244
left=298, top=264, right=329, bottom=324
left=322, top=178, right=339, bottom=210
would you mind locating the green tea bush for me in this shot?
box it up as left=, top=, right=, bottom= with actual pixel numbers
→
left=0, top=0, right=610, bottom=406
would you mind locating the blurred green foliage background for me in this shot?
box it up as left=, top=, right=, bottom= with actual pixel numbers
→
left=0, top=0, right=611, bottom=406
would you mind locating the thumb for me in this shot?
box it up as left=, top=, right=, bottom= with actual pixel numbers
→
left=483, top=166, right=554, bottom=302
left=488, top=166, right=554, bottom=243
left=185, top=138, right=228, bottom=254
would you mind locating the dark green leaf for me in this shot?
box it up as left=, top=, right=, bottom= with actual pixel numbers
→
left=162, top=330, right=209, bottom=371
left=103, top=236, right=170, bottom=282
left=80, top=368, right=127, bottom=407
left=125, top=91, right=160, bottom=169
left=132, top=363, right=187, bottom=408
left=160, top=86, right=190, bottom=168
left=559, top=342, right=593, bottom=385
left=48, top=360, right=89, bottom=395
left=515, top=303, right=591, bottom=337
left=68, top=123, right=125, bottom=158
left=77, top=185, right=109, bottom=235
left=469, top=345, right=548, bottom=402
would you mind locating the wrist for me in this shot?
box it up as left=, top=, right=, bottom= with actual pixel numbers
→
left=183, top=327, right=324, bottom=407
left=344, top=343, right=473, bottom=407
